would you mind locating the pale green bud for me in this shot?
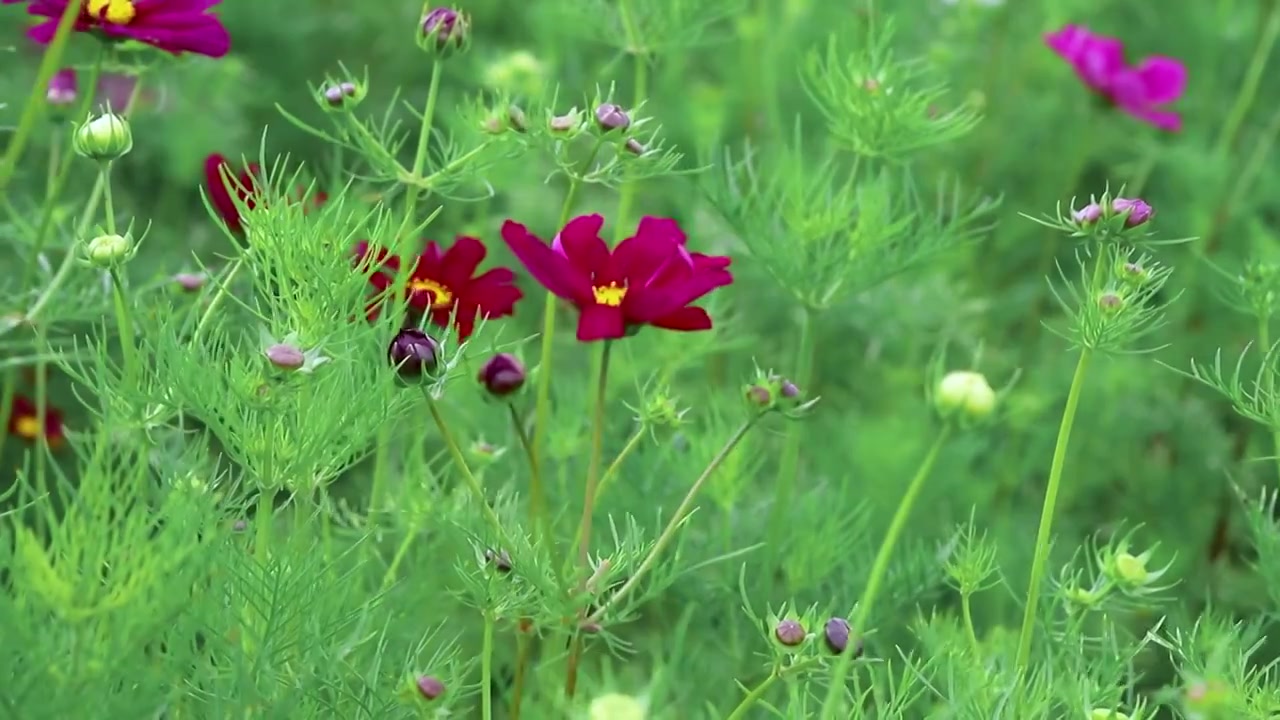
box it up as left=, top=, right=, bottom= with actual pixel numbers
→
left=589, top=693, right=647, bottom=720
left=84, top=233, right=133, bottom=268
left=73, top=112, right=132, bottom=161
left=935, top=370, right=997, bottom=421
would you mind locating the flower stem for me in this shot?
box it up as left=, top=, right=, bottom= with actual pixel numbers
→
left=509, top=631, right=531, bottom=720
left=422, top=389, right=508, bottom=539
left=821, top=423, right=952, bottom=718
left=592, top=424, right=645, bottom=504
left=586, top=417, right=759, bottom=624
left=725, top=659, right=818, bottom=720
left=1014, top=347, right=1092, bottom=670
left=613, top=0, right=646, bottom=240
left=563, top=340, right=614, bottom=697
left=397, top=61, right=445, bottom=240
left=961, top=591, right=983, bottom=659
left=766, top=304, right=817, bottom=572
left=255, top=489, right=274, bottom=562
left=0, top=0, right=82, bottom=196
left=1260, top=317, right=1280, bottom=486
left=1215, top=0, right=1280, bottom=158
left=507, top=402, right=548, bottom=543
left=480, top=612, right=496, bottom=720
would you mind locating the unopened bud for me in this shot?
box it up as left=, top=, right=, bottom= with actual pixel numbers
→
left=47, top=69, right=77, bottom=107
left=588, top=693, right=647, bottom=720
left=1097, top=291, right=1124, bottom=313
left=477, top=353, right=526, bottom=397
left=84, top=233, right=133, bottom=268
left=265, top=343, right=306, bottom=371
left=550, top=112, right=579, bottom=132
left=173, top=272, right=206, bottom=292
left=745, top=384, right=772, bottom=409
left=421, top=7, right=469, bottom=55
left=1112, top=552, right=1149, bottom=586
left=322, top=81, right=362, bottom=108
left=387, top=328, right=442, bottom=378
left=823, top=617, right=862, bottom=656
left=1088, top=710, right=1130, bottom=720
left=935, top=370, right=997, bottom=422
left=774, top=619, right=806, bottom=647
left=73, top=112, right=133, bottom=161
left=1112, top=197, right=1153, bottom=227
left=594, top=103, right=630, bottom=132
left=1073, top=203, right=1103, bottom=225
left=415, top=675, right=446, bottom=701
left=507, top=105, right=529, bottom=132
left=484, top=548, right=512, bottom=573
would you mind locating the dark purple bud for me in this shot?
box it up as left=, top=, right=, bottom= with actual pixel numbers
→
left=824, top=617, right=854, bottom=655
left=323, top=82, right=358, bottom=106
left=746, top=384, right=772, bottom=408
left=265, top=343, right=306, bottom=371
left=1073, top=203, right=1103, bottom=225
left=422, top=7, right=468, bottom=50
left=173, top=272, right=206, bottom=292
left=774, top=619, right=806, bottom=647
left=47, top=68, right=77, bottom=106
left=478, top=353, right=526, bottom=397
left=594, top=103, right=630, bottom=132
left=780, top=380, right=800, bottom=399
left=1112, top=197, right=1153, bottom=227
left=416, top=675, right=446, bottom=701
left=484, top=548, right=512, bottom=573
left=388, top=329, right=442, bottom=378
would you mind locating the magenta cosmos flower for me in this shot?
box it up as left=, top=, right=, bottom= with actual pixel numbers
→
left=501, top=214, right=733, bottom=342
left=4, top=0, right=230, bottom=58
left=204, top=154, right=328, bottom=234
left=1044, top=24, right=1186, bottom=132
left=354, top=237, right=524, bottom=342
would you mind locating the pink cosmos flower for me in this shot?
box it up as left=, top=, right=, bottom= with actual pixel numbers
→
left=1044, top=24, right=1186, bottom=132
left=4, top=0, right=230, bottom=58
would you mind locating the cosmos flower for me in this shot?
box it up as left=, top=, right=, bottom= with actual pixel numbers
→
left=355, top=236, right=523, bottom=342
left=1044, top=24, right=1186, bottom=132
left=7, top=0, right=231, bottom=58
left=204, top=154, right=328, bottom=234
left=7, top=395, right=64, bottom=447
left=500, top=214, right=733, bottom=342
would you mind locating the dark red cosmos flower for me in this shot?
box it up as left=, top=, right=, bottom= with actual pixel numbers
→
left=7, top=395, right=64, bottom=447
left=354, top=237, right=523, bottom=342
left=5, top=0, right=231, bottom=58
left=204, top=154, right=329, bottom=234
left=500, top=214, right=733, bottom=342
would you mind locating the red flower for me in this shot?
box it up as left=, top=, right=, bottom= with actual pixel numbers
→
left=500, top=214, right=733, bottom=342
left=7, top=395, right=64, bottom=447
left=204, top=154, right=328, bottom=234
left=355, top=236, right=523, bottom=341
left=9, top=0, right=231, bottom=58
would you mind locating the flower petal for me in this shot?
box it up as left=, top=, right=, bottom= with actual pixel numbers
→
left=440, top=235, right=488, bottom=286
left=649, top=306, right=713, bottom=332
left=553, top=214, right=610, bottom=275
left=203, top=154, right=242, bottom=232
left=1132, top=56, right=1186, bottom=104
left=501, top=220, right=593, bottom=302
left=576, top=304, right=627, bottom=341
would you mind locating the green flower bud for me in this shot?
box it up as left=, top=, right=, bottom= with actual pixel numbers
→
left=1112, top=552, right=1150, bottom=586
left=1089, top=710, right=1130, bottom=720
left=83, top=233, right=133, bottom=268
left=73, top=112, right=132, bottom=161
left=935, top=370, right=997, bottom=422
left=589, top=693, right=647, bottom=720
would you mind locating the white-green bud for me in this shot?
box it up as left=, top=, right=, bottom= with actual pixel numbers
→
left=84, top=233, right=133, bottom=268
left=589, top=693, right=647, bottom=720
left=935, top=370, right=997, bottom=421
left=73, top=112, right=133, bottom=161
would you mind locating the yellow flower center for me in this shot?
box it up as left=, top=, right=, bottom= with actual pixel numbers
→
left=14, top=415, right=41, bottom=440
left=87, top=0, right=136, bottom=24
left=592, top=282, right=627, bottom=307
left=408, top=278, right=454, bottom=309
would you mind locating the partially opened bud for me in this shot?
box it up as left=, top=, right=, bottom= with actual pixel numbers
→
left=420, top=7, right=469, bottom=56
left=1112, top=197, right=1153, bottom=227
left=73, top=112, right=133, bottom=161
left=477, top=353, right=526, bottom=397
left=388, top=329, right=442, bottom=378
left=594, top=103, right=630, bottom=132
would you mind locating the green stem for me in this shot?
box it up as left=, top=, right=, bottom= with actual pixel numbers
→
left=32, top=325, right=51, bottom=534
left=397, top=62, right=445, bottom=241
left=586, top=417, right=760, bottom=624
left=109, top=267, right=138, bottom=381
left=766, top=305, right=817, bottom=569
left=1215, top=0, right=1280, bottom=158
left=821, top=423, right=952, bottom=718
left=481, top=613, right=495, bottom=720
left=380, top=522, right=419, bottom=590
left=1260, top=318, right=1280, bottom=486
left=613, top=0, right=646, bottom=240
left=510, top=631, right=531, bottom=720
left=507, top=402, right=546, bottom=543
left=0, top=0, right=82, bottom=195
left=1014, top=347, right=1092, bottom=670
left=422, top=389, right=508, bottom=539
left=592, top=424, right=645, bottom=503
left=961, top=592, right=983, bottom=660
left=190, top=259, right=243, bottom=341
left=725, top=659, right=820, bottom=720
left=255, top=489, right=274, bottom=562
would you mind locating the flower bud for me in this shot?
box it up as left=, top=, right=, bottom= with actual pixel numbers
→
left=84, top=233, right=133, bottom=268
left=173, top=272, right=206, bottom=292
left=507, top=105, right=529, bottom=132
left=478, top=353, right=526, bottom=397
left=484, top=548, right=512, bottom=573
left=387, top=328, right=442, bottom=378
left=1088, top=710, right=1130, bottom=720
left=265, top=343, right=306, bottom=371
left=1073, top=203, right=1103, bottom=225
left=47, top=69, right=77, bottom=107
left=589, top=693, right=647, bottom=720
left=774, top=618, right=806, bottom=647
left=624, top=138, right=646, bottom=155
left=73, top=112, right=132, bottom=162
left=415, top=675, right=446, bottom=701
left=823, top=617, right=862, bottom=656
left=321, top=81, right=363, bottom=109
left=935, top=370, right=997, bottom=422
left=1112, top=552, right=1149, bottom=586
left=1097, top=291, right=1124, bottom=314
left=550, top=111, right=580, bottom=133
left=745, top=383, right=773, bottom=409
left=1112, top=197, right=1153, bottom=227
left=594, top=103, right=630, bottom=132
left=481, top=116, right=504, bottom=134
left=420, top=7, right=469, bottom=55
left=1117, top=262, right=1148, bottom=285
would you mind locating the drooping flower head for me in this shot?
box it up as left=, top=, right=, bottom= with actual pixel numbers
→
left=1044, top=24, right=1186, bottom=131
left=355, top=236, right=523, bottom=342
left=501, top=214, right=733, bottom=342
left=10, top=0, right=231, bottom=58
left=204, top=154, right=328, bottom=234
left=47, top=68, right=77, bottom=106
left=7, top=395, right=64, bottom=447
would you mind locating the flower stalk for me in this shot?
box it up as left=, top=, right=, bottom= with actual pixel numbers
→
left=766, top=304, right=817, bottom=572
left=422, top=389, right=508, bottom=540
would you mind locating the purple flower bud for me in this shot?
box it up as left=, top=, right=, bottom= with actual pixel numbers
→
left=550, top=113, right=578, bottom=132
left=1098, top=291, right=1124, bottom=313
left=478, top=353, right=526, bottom=397
left=388, top=329, right=442, bottom=378
left=1073, top=203, right=1103, bottom=224
left=594, top=103, right=630, bottom=132
left=47, top=69, right=77, bottom=106
left=746, top=384, right=772, bottom=408
left=323, top=82, right=358, bottom=106
left=265, top=343, right=306, bottom=371
left=774, top=619, right=806, bottom=647
left=416, top=675, right=446, bottom=701
left=780, top=380, right=800, bottom=399
left=173, top=272, right=206, bottom=292
left=1112, top=197, right=1153, bottom=227
left=484, top=548, right=512, bottom=573
left=824, top=617, right=854, bottom=655
left=422, top=7, right=468, bottom=50
left=624, top=138, right=646, bottom=155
